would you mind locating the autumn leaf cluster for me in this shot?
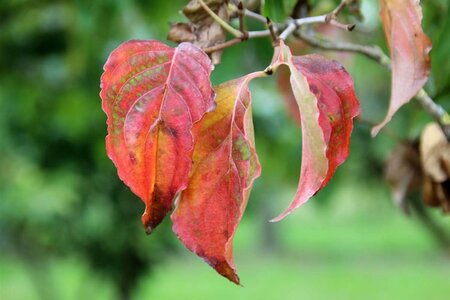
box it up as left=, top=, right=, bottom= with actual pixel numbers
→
left=100, top=0, right=436, bottom=284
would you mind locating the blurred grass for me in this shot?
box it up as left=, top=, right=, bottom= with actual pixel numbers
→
left=3, top=181, right=449, bottom=300
left=134, top=181, right=450, bottom=300
left=134, top=255, right=450, bottom=300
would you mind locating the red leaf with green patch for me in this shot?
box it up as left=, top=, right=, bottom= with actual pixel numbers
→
left=171, top=73, right=263, bottom=284
left=271, top=41, right=359, bottom=221
left=372, top=0, right=431, bottom=136
left=100, top=40, right=215, bottom=233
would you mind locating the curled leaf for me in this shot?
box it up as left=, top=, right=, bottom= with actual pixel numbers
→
left=372, top=0, right=432, bottom=136
left=100, top=40, right=215, bottom=233
left=270, top=41, right=359, bottom=221
left=172, top=73, right=263, bottom=284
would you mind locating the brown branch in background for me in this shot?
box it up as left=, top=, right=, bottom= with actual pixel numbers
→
left=329, top=19, right=355, bottom=31
left=237, top=1, right=245, bottom=33
left=266, top=17, right=279, bottom=42
left=325, top=0, right=355, bottom=30
left=416, top=90, right=450, bottom=140
left=243, top=8, right=268, bottom=23
left=295, top=30, right=391, bottom=65
left=329, top=0, right=348, bottom=19
left=409, top=197, right=450, bottom=254
left=295, top=30, right=450, bottom=140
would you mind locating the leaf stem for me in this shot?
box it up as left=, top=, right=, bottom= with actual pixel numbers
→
left=198, top=0, right=243, bottom=38
left=237, top=1, right=245, bottom=33
left=329, top=0, right=348, bottom=19
left=266, top=17, right=279, bottom=42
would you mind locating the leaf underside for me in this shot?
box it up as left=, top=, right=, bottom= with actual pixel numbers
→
left=100, top=40, right=215, bottom=233
left=100, top=38, right=360, bottom=285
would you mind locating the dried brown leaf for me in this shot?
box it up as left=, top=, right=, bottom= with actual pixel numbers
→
left=167, top=23, right=196, bottom=43
left=385, top=142, right=422, bottom=214
left=420, top=123, right=450, bottom=213
left=168, top=0, right=229, bottom=64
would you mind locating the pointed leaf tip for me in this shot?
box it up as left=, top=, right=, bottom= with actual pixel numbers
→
left=100, top=40, right=215, bottom=232
left=373, top=0, right=431, bottom=135
left=171, top=73, right=263, bottom=284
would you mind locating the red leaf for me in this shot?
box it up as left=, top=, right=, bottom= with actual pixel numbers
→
left=293, top=54, right=360, bottom=188
left=372, top=0, right=431, bottom=136
left=270, top=42, right=359, bottom=221
left=100, top=40, right=215, bottom=232
left=171, top=73, right=263, bottom=284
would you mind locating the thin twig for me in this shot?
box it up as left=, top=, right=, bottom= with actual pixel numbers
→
left=247, top=30, right=271, bottom=38
left=279, top=22, right=297, bottom=41
left=295, top=30, right=390, bottom=65
left=416, top=90, right=450, bottom=140
left=203, top=38, right=242, bottom=54
left=244, top=8, right=268, bottom=23
left=266, top=17, right=279, bottom=42
left=295, top=15, right=326, bottom=26
left=200, top=1, right=361, bottom=61
left=330, top=0, right=348, bottom=18
left=329, top=19, right=356, bottom=31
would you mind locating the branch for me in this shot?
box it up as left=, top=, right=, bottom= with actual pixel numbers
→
left=295, top=30, right=390, bottom=65
left=416, top=90, right=450, bottom=140
left=295, top=31, right=450, bottom=139
left=410, top=197, right=450, bottom=254
left=266, top=17, right=279, bottom=42
left=203, top=38, right=243, bottom=54
left=329, top=0, right=348, bottom=18
left=202, top=1, right=355, bottom=53
left=244, top=8, right=268, bottom=23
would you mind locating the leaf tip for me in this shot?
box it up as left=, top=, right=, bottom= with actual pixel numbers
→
left=217, top=264, right=241, bottom=285
left=371, top=118, right=390, bottom=137
left=269, top=211, right=289, bottom=223
left=144, top=224, right=153, bottom=235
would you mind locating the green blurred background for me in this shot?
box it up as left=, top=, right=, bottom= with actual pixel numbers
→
left=1, top=0, right=449, bottom=299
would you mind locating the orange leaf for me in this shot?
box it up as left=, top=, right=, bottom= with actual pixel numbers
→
left=171, top=73, right=263, bottom=284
